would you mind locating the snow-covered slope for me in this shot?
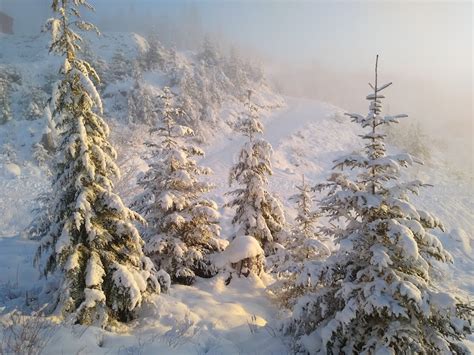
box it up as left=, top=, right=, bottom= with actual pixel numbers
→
left=0, top=92, right=472, bottom=353
left=0, top=28, right=473, bottom=354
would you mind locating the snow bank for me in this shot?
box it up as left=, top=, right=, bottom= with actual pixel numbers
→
left=214, top=235, right=264, bottom=268
left=3, top=163, right=21, bottom=179
left=450, top=228, right=472, bottom=254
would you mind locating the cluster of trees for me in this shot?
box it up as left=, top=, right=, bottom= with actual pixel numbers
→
left=27, top=1, right=471, bottom=353
left=117, top=33, right=265, bottom=140
left=31, top=0, right=281, bottom=328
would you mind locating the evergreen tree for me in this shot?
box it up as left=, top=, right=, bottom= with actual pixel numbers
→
left=225, top=47, right=248, bottom=97
left=285, top=56, right=473, bottom=354
left=134, top=87, right=225, bottom=285
left=287, top=174, right=330, bottom=264
left=226, top=92, right=285, bottom=255
left=269, top=175, right=330, bottom=308
left=33, top=0, right=164, bottom=326
left=142, top=32, right=166, bottom=71
left=0, top=76, right=12, bottom=124
left=127, top=63, right=157, bottom=125
left=109, top=49, right=130, bottom=83
left=198, top=36, right=220, bottom=68
left=23, top=87, right=48, bottom=120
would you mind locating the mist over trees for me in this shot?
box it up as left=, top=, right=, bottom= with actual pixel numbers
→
left=0, top=0, right=471, bottom=353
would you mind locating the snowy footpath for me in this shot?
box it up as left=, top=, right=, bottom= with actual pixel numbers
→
left=0, top=97, right=473, bottom=353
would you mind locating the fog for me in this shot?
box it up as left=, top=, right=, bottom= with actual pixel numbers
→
left=1, top=0, right=472, bottom=171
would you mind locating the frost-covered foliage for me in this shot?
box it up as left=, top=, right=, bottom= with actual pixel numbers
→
left=226, top=96, right=286, bottom=255
left=23, top=87, right=49, bottom=121
left=32, top=142, right=50, bottom=170
left=108, top=49, right=131, bottom=83
left=269, top=175, right=330, bottom=308
left=127, top=68, right=157, bottom=125
left=0, top=75, right=12, bottom=124
left=224, top=47, right=249, bottom=98
left=134, top=87, right=225, bottom=285
left=285, top=56, right=473, bottom=354
left=39, top=104, right=59, bottom=153
left=140, top=32, right=167, bottom=72
left=31, top=0, right=163, bottom=327
left=134, top=34, right=269, bottom=140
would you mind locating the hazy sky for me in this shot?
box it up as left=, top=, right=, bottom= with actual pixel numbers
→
left=2, top=0, right=471, bottom=83
left=1, top=0, right=472, bottom=169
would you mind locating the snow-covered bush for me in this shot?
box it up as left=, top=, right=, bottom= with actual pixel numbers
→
left=285, top=56, right=473, bottom=354
left=226, top=96, right=286, bottom=255
left=31, top=0, right=164, bottom=327
left=134, top=87, right=226, bottom=285
left=215, top=235, right=265, bottom=284
left=0, top=310, right=57, bottom=355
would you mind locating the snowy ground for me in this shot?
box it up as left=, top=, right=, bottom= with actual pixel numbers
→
left=0, top=96, right=473, bottom=353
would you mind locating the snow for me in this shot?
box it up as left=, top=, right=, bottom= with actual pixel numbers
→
left=0, top=31, right=473, bottom=353
left=215, top=235, right=264, bottom=267
left=3, top=163, right=21, bottom=179
left=450, top=227, right=472, bottom=255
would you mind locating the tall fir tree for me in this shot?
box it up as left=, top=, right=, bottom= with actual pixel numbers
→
left=32, top=0, right=164, bottom=326
left=134, top=87, right=225, bottom=286
left=285, top=56, right=473, bottom=354
left=226, top=92, right=285, bottom=255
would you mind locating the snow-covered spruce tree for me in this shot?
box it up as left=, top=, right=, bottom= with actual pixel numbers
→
left=0, top=76, right=12, bottom=124
left=269, top=175, right=330, bottom=308
left=285, top=56, right=473, bottom=354
left=134, top=87, right=225, bottom=286
left=108, top=49, right=130, bottom=83
left=198, top=36, right=221, bottom=68
left=225, top=47, right=248, bottom=97
left=33, top=0, right=164, bottom=326
left=23, top=87, right=48, bottom=120
left=127, top=63, right=157, bottom=125
left=226, top=92, right=285, bottom=255
left=142, top=32, right=167, bottom=71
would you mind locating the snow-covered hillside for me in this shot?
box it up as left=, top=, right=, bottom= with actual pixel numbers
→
left=0, top=29, right=472, bottom=354
left=1, top=91, right=472, bottom=352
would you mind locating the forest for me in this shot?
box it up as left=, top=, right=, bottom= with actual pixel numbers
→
left=0, top=1, right=472, bottom=354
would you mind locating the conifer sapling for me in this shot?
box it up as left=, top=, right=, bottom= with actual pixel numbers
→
left=134, top=87, right=225, bottom=285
